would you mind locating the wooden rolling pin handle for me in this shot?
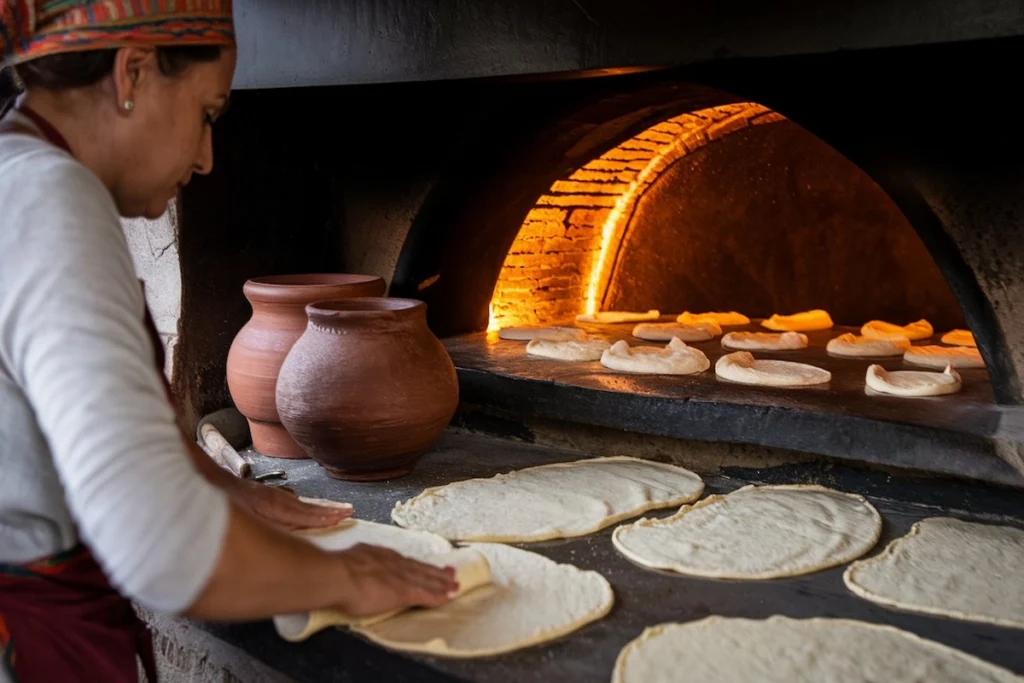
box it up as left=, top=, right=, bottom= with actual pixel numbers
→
left=200, top=423, right=252, bottom=479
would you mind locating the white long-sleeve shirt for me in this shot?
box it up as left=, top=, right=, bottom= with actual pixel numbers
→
left=0, top=111, right=228, bottom=613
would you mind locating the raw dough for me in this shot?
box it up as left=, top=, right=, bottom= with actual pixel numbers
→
left=865, top=363, right=961, bottom=397
left=715, top=351, right=831, bottom=387
left=721, top=331, right=808, bottom=351
left=392, top=456, right=705, bottom=543
left=676, top=311, right=750, bottom=326
left=275, top=517, right=456, bottom=640
left=827, top=333, right=910, bottom=357
left=632, top=321, right=721, bottom=342
left=612, top=616, right=1022, bottom=683
left=612, top=484, right=881, bottom=579
left=843, top=517, right=1024, bottom=629
left=274, top=547, right=493, bottom=641
left=861, top=318, right=933, bottom=341
left=498, top=325, right=587, bottom=341
left=354, top=542, right=614, bottom=657
left=575, top=309, right=659, bottom=324
left=942, top=329, right=977, bottom=347
left=600, top=338, right=710, bottom=375
left=761, top=309, right=834, bottom=331
left=904, top=345, right=985, bottom=369
left=525, top=338, right=611, bottom=361
left=295, top=517, right=452, bottom=556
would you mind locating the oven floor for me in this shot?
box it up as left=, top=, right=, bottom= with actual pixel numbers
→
left=444, top=322, right=1024, bottom=488
left=190, top=432, right=1024, bottom=682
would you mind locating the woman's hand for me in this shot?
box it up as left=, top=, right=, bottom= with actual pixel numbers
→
left=227, top=479, right=353, bottom=531
left=336, top=544, right=458, bottom=617
left=180, top=433, right=351, bottom=530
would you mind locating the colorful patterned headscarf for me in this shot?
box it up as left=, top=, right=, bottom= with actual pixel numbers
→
left=0, top=0, right=234, bottom=66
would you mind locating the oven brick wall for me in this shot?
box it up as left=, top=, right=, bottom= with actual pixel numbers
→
left=489, top=102, right=784, bottom=330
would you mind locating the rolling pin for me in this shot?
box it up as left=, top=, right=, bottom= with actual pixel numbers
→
left=273, top=547, right=493, bottom=643
left=199, top=422, right=252, bottom=479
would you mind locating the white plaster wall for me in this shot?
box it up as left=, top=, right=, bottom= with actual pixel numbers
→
left=121, top=201, right=182, bottom=378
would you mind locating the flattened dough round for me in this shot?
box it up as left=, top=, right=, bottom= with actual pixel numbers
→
left=600, top=338, right=710, bottom=375
left=862, top=318, right=933, bottom=341
left=844, top=517, right=1024, bottom=629
left=715, top=351, right=831, bottom=387
left=498, top=325, right=587, bottom=341
left=761, top=309, right=833, bottom=331
left=296, top=517, right=452, bottom=557
left=721, top=331, right=807, bottom=351
left=275, top=547, right=491, bottom=641
left=576, top=309, right=659, bottom=324
left=525, top=338, right=611, bottom=361
left=904, top=345, right=985, bottom=369
left=865, top=363, right=962, bottom=397
left=392, top=456, right=705, bottom=543
left=633, top=321, right=721, bottom=342
left=827, top=333, right=910, bottom=357
left=676, top=310, right=750, bottom=326
left=355, top=542, right=614, bottom=657
left=612, top=616, right=1022, bottom=683
left=612, top=484, right=881, bottom=579
left=942, top=329, right=977, bottom=347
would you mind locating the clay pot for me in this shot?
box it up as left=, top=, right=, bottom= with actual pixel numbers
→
left=226, top=274, right=386, bottom=458
left=276, top=298, right=459, bottom=480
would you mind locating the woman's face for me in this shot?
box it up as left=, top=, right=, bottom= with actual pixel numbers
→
left=114, top=47, right=236, bottom=219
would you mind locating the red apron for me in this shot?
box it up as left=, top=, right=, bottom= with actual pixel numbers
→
left=0, top=105, right=162, bottom=683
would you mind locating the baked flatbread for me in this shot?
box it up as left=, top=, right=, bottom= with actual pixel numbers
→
left=862, top=319, right=933, bottom=341
left=761, top=309, right=834, bottom=331
left=498, top=326, right=587, bottom=341
left=632, top=321, right=721, bottom=342
left=676, top=311, right=750, bottom=326
left=721, top=331, right=807, bottom=351
left=525, top=338, right=611, bottom=361
left=576, top=310, right=659, bottom=324
left=827, top=333, right=910, bottom=357
left=865, top=364, right=961, bottom=397
left=716, top=351, right=830, bottom=387
left=600, top=338, right=710, bottom=375
left=941, top=329, right=977, bottom=347
left=904, top=345, right=984, bottom=369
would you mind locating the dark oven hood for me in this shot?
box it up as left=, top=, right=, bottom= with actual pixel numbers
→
left=231, top=0, right=1024, bottom=89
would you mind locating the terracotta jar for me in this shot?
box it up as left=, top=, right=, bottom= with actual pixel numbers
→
left=276, top=298, right=459, bottom=480
left=226, top=274, right=386, bottom=458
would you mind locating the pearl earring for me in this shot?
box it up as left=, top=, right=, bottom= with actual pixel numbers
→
left=123, top=100, right=135, bottom=112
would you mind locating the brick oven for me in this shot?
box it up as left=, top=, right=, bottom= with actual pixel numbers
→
left=122, top=2, right=1024, bottom=679
left=164, top=24, right=1024, bottom=487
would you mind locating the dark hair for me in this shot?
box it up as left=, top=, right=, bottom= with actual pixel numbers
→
left=9, top=44, right=222, bottom=91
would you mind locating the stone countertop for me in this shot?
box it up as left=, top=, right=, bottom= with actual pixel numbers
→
left=189, top=431, right=1024, bottom=682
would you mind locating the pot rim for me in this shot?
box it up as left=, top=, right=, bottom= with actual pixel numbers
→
left=306, top=297, right=426, bottom=319
left=243, top=274, right=385, bottom=305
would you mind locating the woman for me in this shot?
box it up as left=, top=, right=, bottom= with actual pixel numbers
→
left=0, top=3, right=456, bottom=681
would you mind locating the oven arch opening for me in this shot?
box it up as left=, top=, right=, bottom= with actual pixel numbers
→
left=487, top=101, right=966, bottom=339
